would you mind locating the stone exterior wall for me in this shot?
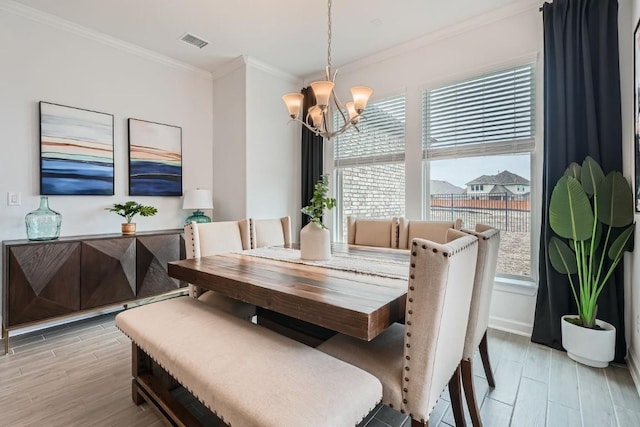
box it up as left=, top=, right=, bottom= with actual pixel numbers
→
left=338, top=163, right=405, bottom=241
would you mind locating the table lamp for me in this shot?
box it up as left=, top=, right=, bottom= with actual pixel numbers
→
left=183, top=189, right=213, bottom=224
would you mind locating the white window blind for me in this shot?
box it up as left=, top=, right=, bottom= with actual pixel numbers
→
left=334, top=95, right=406, bottom=168
left=423, top=64, right=535, bottom=160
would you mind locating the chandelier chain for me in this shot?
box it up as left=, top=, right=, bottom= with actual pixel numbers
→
left=327, top=0, right=332, bottom=73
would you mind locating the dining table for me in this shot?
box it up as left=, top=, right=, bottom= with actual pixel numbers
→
left=167, top=243, right=411, bottom=341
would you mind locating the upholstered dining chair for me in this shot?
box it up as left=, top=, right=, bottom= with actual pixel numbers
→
left=250, top=216, right=291, bottom=248
left=318, top=232, right=479, bottom=427
left=397, top=217, right=463, bottom=249
left=183, top=220, right=255, bottom=320
left=347, top=216, right=399, bottom=248
left=458, top=224, right=500, bottom=427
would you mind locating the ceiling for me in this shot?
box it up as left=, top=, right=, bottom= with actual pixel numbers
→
left=13, top=0, right=523, bottom=77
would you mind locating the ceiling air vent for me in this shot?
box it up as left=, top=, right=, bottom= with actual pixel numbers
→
left=179, top=32, right=209, bottom=49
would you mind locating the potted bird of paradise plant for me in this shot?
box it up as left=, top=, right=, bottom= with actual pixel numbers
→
left=548, top=156, right=634, bottom=367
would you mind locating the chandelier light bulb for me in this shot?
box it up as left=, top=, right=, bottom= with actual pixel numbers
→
left=350, top=86, right=373, bottom=113
left=310, top=80, right=335, bottom=111
left=345, top=101, right=359, bottom=124
left=308, top=106, right=325, bottom=129
left=282, top=93, right=304, bottom=119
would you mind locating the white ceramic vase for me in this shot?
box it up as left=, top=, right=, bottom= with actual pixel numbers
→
left=561, top=314, right=616, bottom=368
left=300, top=222, right=331, bottom=260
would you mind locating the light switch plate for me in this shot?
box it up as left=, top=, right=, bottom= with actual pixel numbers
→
left=7, top=192, right=21, bottom=206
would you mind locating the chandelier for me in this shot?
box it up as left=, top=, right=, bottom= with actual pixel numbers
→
left=282, top=0, right=373, bottom=140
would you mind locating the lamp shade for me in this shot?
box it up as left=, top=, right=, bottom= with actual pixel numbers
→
left=183, top=189, right=213, bottom=210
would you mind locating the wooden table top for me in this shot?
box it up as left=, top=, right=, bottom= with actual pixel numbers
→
left=167, top=243, right=410, bottom=341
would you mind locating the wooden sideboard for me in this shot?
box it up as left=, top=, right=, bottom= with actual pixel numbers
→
left=2, top=229, right=185, bottom=353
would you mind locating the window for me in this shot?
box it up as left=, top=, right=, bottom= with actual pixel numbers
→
left=334, top=95, right=406, bottom=241
left=423, top=64, right=535, bottom=278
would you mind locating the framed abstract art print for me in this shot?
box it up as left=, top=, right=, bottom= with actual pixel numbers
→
left=128, top=118, right=182, bottom=196
left=40, top=102, right=114, bottom=195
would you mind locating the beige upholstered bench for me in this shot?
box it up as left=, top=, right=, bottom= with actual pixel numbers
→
left=116, top=296, right=382, bottom=427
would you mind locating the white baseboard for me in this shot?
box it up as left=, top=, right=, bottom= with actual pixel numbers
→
left=627, top=351, right=640, bottom=397
left=489, top=315, right=533, bottom=337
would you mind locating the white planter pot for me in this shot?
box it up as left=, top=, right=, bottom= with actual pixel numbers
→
left=300, top=222, right=331, bottom=261
left=561, top=315, right=616, bottom=368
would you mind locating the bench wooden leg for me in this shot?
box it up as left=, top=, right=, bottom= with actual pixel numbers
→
left=132, top=343, right=151, bottom=405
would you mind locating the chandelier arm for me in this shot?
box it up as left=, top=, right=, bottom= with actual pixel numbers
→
left=332, top=93, right=349, bottom=128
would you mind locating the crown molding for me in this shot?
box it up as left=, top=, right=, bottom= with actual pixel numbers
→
left=245, top=56, right=301, bottom=84
left=337, top=0, right=541, bottom=76
left=210, top=56, right=249, bottom=81
left=211, top=55, right=301, bottom=84
left=0, top=0, right=213, bottom=80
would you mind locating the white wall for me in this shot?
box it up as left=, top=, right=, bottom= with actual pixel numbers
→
left=212, top=57, right=302, bottom=232
left=246, top=64, right=302, bottom=236
left=212, top=63, right=247, bottom=221
left=0, top=6, right=214, bottom=318
left=324, top=1, right=543, bottom=335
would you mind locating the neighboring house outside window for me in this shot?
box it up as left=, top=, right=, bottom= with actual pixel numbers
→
left=331, top=64, right=535, bottom=279
left=423, top=64, right=535, bottom=278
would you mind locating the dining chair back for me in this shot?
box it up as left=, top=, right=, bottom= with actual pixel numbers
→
left=347, top=216, right=399, bottom=248
left=318, top=233, right=478, bottom=426
left=457, top=224, right=501, bottom=427
left=398, top=217, right=463, bottom=248
left=184, top=220, right=255, bottom=320
left=250, top=216, right=291, bottom=248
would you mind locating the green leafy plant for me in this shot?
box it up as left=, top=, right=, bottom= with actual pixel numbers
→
left=106, top=201, right=158, bottom=223
left=301, top=174, right=336, bottom=229
left=548, top=156, right=634, bottom=329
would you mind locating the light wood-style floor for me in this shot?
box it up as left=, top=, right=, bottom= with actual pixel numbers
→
left=1, top=313, right=639, bottom=427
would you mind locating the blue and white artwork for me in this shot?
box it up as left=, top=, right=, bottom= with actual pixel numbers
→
left=128, top=118, right=182, bottom=196
left=40, top=102, right=114, bottom=195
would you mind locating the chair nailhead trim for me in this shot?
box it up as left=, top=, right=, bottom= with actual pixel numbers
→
left=403, top=388, right=408, bottom=393
left=400, top=409, right=405, bottom=414
left=408, top=298, right=413, bottom=302
left=405, top=366, right=410, bottom=371
left=410, top=275, right=415, bottom=280
left=409, top=286, right=415, bottom=290
left=403, top=399, right=408, bottom=404
left=408, top=310, right=413, bottom=314
left=412, top=251, right=417, bottom=256
left=411, top=263, right=415, bottom=267
left=406, top=332, right=411, bottom=337
left=422, top=244, right=427, bottom=249
left=405, top=377, right=409, bottom=382
left=405, top=355, right=410, bottom=360
left=412, top=241, right=417, bottom=246
left=432, top=248, right=437, bottom=253
left=407, top=321, right=412, bottom=326
left=406, top=343, right=411, bottom=348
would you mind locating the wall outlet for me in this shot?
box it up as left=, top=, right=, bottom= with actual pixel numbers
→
left=7, top=192, right=21, bottom=206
